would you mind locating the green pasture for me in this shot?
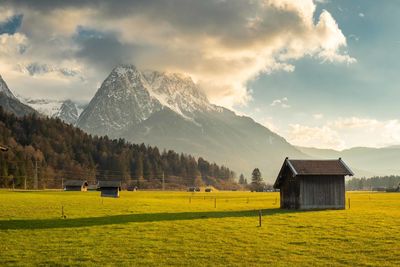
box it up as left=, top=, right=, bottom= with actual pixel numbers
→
left=0, top=190, right=399, bottom=266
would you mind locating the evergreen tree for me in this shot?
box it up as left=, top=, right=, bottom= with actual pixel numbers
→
left=251, top=168, right=263, bottom=191
left=239, top=173, right=245, bottom=184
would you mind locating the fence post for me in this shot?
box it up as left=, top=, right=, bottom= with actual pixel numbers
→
left=214, top=197, right=217, bottom=208
left=258, top=210, right=262, bottom=227
left=348, top=198, right=350, bottom=209
left=61, top=205, right=66, bottom=219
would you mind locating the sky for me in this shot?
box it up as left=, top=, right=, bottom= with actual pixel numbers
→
left=0, top=0, right=399, bottom=150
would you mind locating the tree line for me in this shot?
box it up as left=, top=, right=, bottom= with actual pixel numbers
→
left=0, top=107, right=237, bottom=190
left=346, top=176, right=400, bottom=190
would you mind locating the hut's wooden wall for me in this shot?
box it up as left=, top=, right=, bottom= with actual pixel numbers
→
left=65, top=186, right=83, bottom=191
left=280, top=173, right=300, bottom=209
left=299, top=175, right=345, bottom=210
left=100, top=188, right=120, bottom=198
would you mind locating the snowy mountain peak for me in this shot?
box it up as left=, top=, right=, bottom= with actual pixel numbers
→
left=55, top=100, right=80, bottom=125
left=18, top=96, right=84, bottom=124
left=102, top=64, right=216, bottom=117
left=143, top=70, right=215, bottom=116
left=77, top=64, right=219, bottom=137
left=20, top=98, right=64, bottom=117
left=0, top=74, right=16, bottom=99
left=113, top=64, right=138, bottom=76
left=76, top=65, right=161, bottom=136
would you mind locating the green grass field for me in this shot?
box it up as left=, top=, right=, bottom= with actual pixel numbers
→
left=0, top=190, right=399, bottom=266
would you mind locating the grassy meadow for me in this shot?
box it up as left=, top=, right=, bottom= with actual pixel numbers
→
left=0, top=190, right=399, bottom=266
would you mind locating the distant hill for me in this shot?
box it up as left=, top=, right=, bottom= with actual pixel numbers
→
left=296, top=146, right=400, bottom=177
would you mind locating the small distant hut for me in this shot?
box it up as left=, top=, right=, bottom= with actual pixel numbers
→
left=64, top=180, right=88, bottom=191
left=98, top=180, right=121, bottom=198
left=187, top=187, right=200, bottom=192
left=87, top=184, right=98, bottom=191
left=273, top=158, right=354, bottom=210
left=386, top=183, right=400, bottom=192
left=0, top=145, right=8, bottom=152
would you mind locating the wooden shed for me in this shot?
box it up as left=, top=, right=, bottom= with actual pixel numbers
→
left=273, top=158, right=354, bottom=210
left=0, top=144, right=8, bottom=152
left=87, top=184, right=98, bottom=191
left=98, top=180, right=121, bottom=198
left=64, top=180, right=88, bottom=191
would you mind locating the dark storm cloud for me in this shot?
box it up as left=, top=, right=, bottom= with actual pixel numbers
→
left=73, top=27, right=139, bottom=72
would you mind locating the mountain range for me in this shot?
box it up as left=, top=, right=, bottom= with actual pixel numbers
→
left=1, top=67, right=400, bottom=181
left=76, top=65, right=305, bottom=179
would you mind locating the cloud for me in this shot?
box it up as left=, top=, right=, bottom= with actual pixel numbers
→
left=330, top=117, right=379, bottom=129
left=359, top=13, right=365, bottom=18
left=284, top=117, right=400, bottom=150
left=313, top=113, right=324, bottom=119
left=271, top=97, right=290, bottom=108
left=348, top=34, right=359, bottom=42
left=17, top=62, right=84, bottom=80
left=0, top=33, right=27, bottom=56
left=287, top=124, right=345, bottom=150
left=1, top=0, right=354, bottom=106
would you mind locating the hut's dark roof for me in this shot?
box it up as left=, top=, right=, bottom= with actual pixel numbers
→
left=0, top=145, right=8, bottom=151
left=288, top=159, right=354, bottom=176
left=98, top=180, right=121, bottom=188
left=274, top=158, right=354, bottom=188
left=64, top=180, right=88, bottom=186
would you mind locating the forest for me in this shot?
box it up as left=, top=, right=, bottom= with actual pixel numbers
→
left=0, top=107, right=237, bottom=190
left=346, top=176, right=400, bottom=191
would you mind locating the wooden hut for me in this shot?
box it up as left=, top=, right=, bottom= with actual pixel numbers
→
left=64, top=180, right=88, bottom=191
left=87, top=184, right=98, bottom=191
left=98, top=180, right=121, bottom=198
left=0, top=145, right=8, bottom=152
left=273, top=158, right=353, bottom=210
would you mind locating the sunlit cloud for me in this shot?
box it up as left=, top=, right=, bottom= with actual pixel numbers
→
left=271, top=97, right=290, bottom=108
left=1, top=0, right=354, bottom=107
left=284, top=117, right=400, bottom=150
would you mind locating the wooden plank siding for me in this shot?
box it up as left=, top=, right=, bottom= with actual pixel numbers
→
left=100, top=188, right=120, bottom=198
left=299, top=175, right=345, bottom=210
left=280, top=175, right=300, bottom=209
